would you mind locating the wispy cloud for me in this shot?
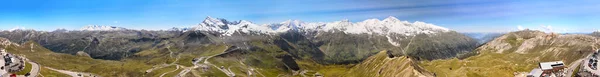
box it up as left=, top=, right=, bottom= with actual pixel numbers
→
left=540, top=25, right=553, bottom=32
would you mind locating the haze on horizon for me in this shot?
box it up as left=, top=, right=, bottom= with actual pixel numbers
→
left=1, top=0, right=599, bottom=33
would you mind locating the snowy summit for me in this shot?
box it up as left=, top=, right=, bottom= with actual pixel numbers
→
left=81, top=25, right=128, bottom=31
left=192, top=16, right=450, bottom=36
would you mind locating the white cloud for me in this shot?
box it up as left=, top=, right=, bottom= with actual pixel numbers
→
left=8, top=26, right=26, bottom=31
left=540, top=25, right=553, bottom=32
left=515, top=25, right=575, bottom=33
left=517, top=25, right=524, bottom=30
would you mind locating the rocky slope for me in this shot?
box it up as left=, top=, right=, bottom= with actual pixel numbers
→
left=591, top=31, right=600, bottom=37
left=345, top=50, right=433, bottom=77
left=0, top=30, right=184, bottom=60
left=420, top=30, right=600, bottom=77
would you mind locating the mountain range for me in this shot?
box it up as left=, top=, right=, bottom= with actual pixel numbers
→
left=0, top=16, right=478, bottom=63
left=0, top=16, right=525, bottom=77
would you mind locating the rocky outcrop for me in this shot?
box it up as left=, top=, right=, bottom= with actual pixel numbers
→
left=591, top=31, right=600, bottom=37
left=345, top=50, right=433, bottom=77
left=479, top=30, right=598, bottom=54
left=0, top=37, right=19, bottom=47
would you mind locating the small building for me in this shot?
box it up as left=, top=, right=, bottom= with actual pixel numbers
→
left=539, top=61, right=565, bottom=73
left=528, top=61, right=566, bottom=77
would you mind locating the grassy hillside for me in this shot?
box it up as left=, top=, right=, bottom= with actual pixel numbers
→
left=39, top=67, right=70, bottom=77
left=419, top=30, right=599, bottom=77
left=4, top=41, right=154, bottom=76
left=2, top=40, right=238, bottom=77
left=345, top=50, right=432, bottom=77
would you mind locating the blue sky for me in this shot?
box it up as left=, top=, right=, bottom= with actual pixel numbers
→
left=1, top=0, right=599, bottom=33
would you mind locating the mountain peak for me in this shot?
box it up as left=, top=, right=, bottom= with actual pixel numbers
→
left=382, top=16, right=400, bottom=22
left=205, top=16, right=219, bottom=21
left=341, top=19, right=350, bottom=22
left=81, top=25, right=127, bottom=31
left=202, top=16, right=227, bottom=26
left=363, top=18, right=381, bottom=23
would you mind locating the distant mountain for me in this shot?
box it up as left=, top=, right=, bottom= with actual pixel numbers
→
left=463, top=32, right=505, bottom=44
left=192, top=16, right=450, bottom=36
left=80, top=25, right=129, bottom=31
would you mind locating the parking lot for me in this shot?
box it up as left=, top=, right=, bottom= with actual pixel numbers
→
left=580, top=51, right=600, bottom=76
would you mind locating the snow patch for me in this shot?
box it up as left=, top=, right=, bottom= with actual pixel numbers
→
left=386, top=35, right=401, bottom=47
left=7, top=26, right=26, bottom=32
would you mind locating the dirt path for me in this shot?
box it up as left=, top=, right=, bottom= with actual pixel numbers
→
left=153, top=46, right=245, bottom=77
left=175, top=57, right=206, bottom=77
left=145, top=45, right=181, bottom=73
left=170, top=46, right=240, bottom=77
left=201, top=47, right=239, bottom=77
left=159, top=65, right=181, bottom=77
left=145, top=64, right=170, bottom=73
left=176, top=68, right=192, bottom=77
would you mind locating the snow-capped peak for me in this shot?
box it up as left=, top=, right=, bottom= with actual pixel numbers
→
left=382, top=16, right=400, bottom=22
left=194, top=16, right=278, bottom=36
left=192, top=16, right=451, bottom=36
left=239, top=20, right=253, bottom=25
left=275, top=20, right=305, bottom=31
left=8, top=27, right=26, bottom=32
left=203, top=16, right=227, bottom=26
left=81, top=25, right=127, bottom=31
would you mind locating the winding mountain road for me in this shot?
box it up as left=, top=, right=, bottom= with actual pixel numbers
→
left=151, top=46, right=241, bottom=77
left=566, top=58, right=583, bottom=77
left=28, top=61, right=40, bottom=77
left=201, top=47, right=239, bottom=77
left=159, top=65, right=181, bottom=77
